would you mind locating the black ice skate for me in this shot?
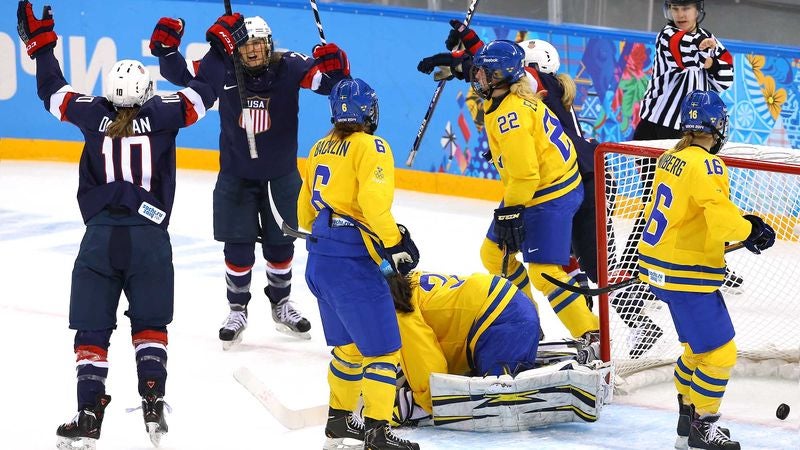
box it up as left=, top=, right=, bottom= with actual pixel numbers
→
left=268, top=290, right=311, bottom=340
left=219, top=304, right=248, bottom=350
left=675, top=395, right=729, bottom=450
left=324, top=407, right=365, bottom=450
left=364, top=419, right=420, bottom=450
left=55, top=394, right=111, bottom=450
left=141, top=382, right=169, bottom=448
left=687, top=405, right=739, bottom=450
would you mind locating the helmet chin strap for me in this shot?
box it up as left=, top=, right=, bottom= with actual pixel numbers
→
left=702, top=120, right=725, bottom=154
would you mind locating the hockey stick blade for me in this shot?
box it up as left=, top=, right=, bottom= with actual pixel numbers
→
left=233, top=367, right=328, bottom=430
left=266, top=182, right=311, bottom=240
left=542, top=241, right=747, bottom=296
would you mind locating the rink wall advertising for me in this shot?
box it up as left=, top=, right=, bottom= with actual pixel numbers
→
left=1, top=0, right=799, bottom=200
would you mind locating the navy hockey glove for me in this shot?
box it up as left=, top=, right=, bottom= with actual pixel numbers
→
left=417, top=51, right=470, bottom=80
left=150, top=17, right=184, bottom=57
left=384, top=224, right=420, bottom=276
left=493, top=205, right=526, bottom=253
left=444, top=19, right=484, bottom=55
left=312, top=43, right=350, bottom=77
left=206, top=13, right=247, bottom=57
left=17, top=0, right=57, bottom=59
left=742, top=214, right=775, bottom=255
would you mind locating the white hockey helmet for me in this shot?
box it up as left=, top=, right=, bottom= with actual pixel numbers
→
left=519, top=39, right=561, bottom=74
left=105, top=59, right=153, bottom=108
left=245, top=16, right=273, bottom=47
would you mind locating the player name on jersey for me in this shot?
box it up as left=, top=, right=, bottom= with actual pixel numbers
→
left=313, top=139, right=351, bottom=157
left=657, top=153, right=687, bottom=177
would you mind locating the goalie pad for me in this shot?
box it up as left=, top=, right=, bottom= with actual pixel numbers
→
left=429, top=359, right=614, bottom=432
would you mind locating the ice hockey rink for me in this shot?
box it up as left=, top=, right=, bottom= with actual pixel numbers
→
left=1, top=160, right=797, bottom=449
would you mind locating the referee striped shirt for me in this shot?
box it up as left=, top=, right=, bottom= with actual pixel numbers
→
left=639, top=24, right=734, bottom=130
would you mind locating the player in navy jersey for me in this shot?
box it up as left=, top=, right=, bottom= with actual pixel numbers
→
left=18, top=1, right=244, bottom=447
left=151, top=15, right=351, bottom=346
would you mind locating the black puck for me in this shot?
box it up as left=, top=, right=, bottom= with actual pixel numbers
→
left=776, top=403, right=790, bottom=420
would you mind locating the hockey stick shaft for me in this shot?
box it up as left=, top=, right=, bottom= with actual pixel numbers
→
left=224, top=0, right=258, bottom=159
left=309, top=0, right=327, bottom=44
left=405, top=0, right=480, bottom=167
left=543, top=242, right=746, bottom=296
left=267, top=182, right=312, bottom=240
left=234, top=367, right=328, bottom=430
left=501, top=244, right=510, bottom=278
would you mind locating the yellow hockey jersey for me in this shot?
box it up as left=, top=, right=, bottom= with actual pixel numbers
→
left=484, top=93, right=582, bottom=206
left=637, top=145, right=752, bottom=293
left=298, top=131, right=402, bottom=257
left=396, top=272, right=520, bottom=412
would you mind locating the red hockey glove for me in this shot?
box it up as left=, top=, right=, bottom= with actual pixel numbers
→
left=150, top=17, right=184, bottom=57
left=312, top=43, right=350, bottom=77
left=445, top=19, right=484, bottom=56
left=17, top=0, right=57, bottom=59
left=206, top=13, right=247, bottom=56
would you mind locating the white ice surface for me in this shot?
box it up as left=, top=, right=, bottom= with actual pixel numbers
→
left=1, top=161, right=797, bottom=449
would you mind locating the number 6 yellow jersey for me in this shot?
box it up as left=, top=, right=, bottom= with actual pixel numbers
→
left=637, top=145, right=752, bottom=293
left=484, top=93, right=582, bottom=207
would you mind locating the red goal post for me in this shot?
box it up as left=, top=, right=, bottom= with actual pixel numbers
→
left=594, top=141, right=800, bottom=390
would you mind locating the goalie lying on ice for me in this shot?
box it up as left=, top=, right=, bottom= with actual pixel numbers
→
left=386, top=271, right=613, bottom=431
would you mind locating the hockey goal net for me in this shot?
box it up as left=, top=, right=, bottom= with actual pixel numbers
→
left=596, top=141, right=800, bottom=392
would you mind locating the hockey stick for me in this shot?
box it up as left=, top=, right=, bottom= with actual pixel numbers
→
left=234, top=367, right=328, bottom=430
left=224, top=0, right=258, bottom=159
left=405, top=0, right=481, bottom=167
left=309, top=0, right=327, bottom=44
left=542, top=242, right=746, bottom=296
left=267, top=182, right=312, bottom=240
left=501, top=244, right=510, bottom=278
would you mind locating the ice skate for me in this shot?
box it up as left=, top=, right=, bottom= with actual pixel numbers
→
left=269, top=294, right=311, bottom=340
left=676, top=395, right=729, bottom=450
left=688, top=406, right=739, bottom=450
left=141, top=385, right=169, bottom=447
left=576, top=331, right=601, bottom=364
left=55, top=394, right=111, bottom=450
left=219, top=304, right=248, bottom=350
left=324, top=407, right=365, bottom=450
left=363, top=419, right=419, bottom=450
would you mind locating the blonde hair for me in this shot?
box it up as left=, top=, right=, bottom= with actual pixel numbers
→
left=510, top=78, right=544, bottom=103
left=105, top=107, right=140, bottom=138
left=673, top=131, right=712, bottom=151
left=556, top=72, right=577, bottom=110
left=330, top=122, right=368, bottom=140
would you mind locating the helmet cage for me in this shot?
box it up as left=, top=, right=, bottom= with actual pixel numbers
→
left=240, top=16, right=273, bottom=75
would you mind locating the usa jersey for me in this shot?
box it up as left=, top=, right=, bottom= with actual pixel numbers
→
left=396, top=272, right=520, bottom=411
left=484, top=92, right=582, bottom=207
left=298, top=131, right=401, bottom=254
left=36, top=50, right=218, bottom=228
left=160, top=50, right=342, bottom=181
left=637, top=145, right=751, bottom=292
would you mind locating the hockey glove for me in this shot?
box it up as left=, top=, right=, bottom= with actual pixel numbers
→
left=384, top=224, right=420, bottom=276
left=444, top=19, right=484, bottom=55
left=150, top=17, right=184, bottom=57
left=312, top=43, right=350, bottom=78
left=206, top=13, right=247, bottom=57
left=417, top=51, right=470, bottom=80
left=493, top=205, right=526, bottom=253
left=17, top=0, right=57, bottom=59
left=392, top=385, right=430, bottom=427
left=742, top=214, right=775, bottom=255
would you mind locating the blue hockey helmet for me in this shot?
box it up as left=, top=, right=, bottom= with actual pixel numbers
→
left=329, top=78, right=379, bottom=133
left=680, top=90, right=729, bottom=153
left=470, top=40, right=526, bottom=99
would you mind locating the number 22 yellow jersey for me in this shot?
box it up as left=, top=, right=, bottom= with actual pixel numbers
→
left=637, top=145, right=752, bottom=293
left=484, top=92, right=582, bottom=206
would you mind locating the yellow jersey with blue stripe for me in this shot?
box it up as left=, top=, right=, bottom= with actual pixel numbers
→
left=298, top=131, right=402, bottom=260
left=637, top=145, right=752, bottom=292
left=396, top=272, right=519, bottom=412
left=484, top=92, right=581, bottom=206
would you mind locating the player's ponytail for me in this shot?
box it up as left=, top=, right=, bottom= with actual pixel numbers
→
left=106, top=107, right=140, bottom=138
left=674, top=131, right=705, bottom=151
left=556, top=72, right=577, bottom=110
left=386, top=272, right=415, bottom=313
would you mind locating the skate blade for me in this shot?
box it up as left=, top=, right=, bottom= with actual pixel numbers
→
left=146, top=422, right=166, bottom=447
left=221, top=335, right=243, bottom=351
left=275, top=323, right=311, bottom=340
left=323, top=437, right=363, bottom=450
left=56, top=436, right=97, bottom=450
left=674, top=435, right=688, bottom=450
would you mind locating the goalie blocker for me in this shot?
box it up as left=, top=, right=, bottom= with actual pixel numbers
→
left=429, top=358, right=614, bottom=432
